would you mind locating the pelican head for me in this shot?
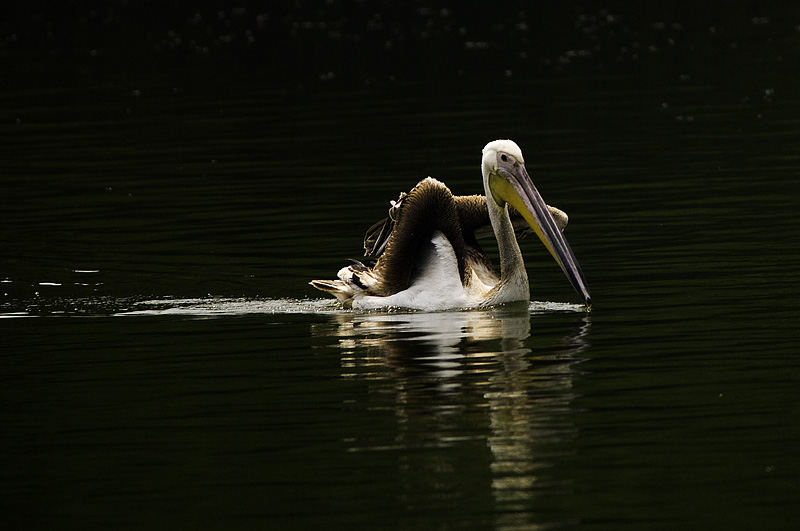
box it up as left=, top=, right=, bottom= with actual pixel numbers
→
left=482, top=139, right=591, bottom=306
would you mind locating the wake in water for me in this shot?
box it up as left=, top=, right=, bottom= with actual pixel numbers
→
left=121, top=297, right=341, bottom=316
left=1, top=295, right=587, bottom=318
left=122, top=297, right=587, bottom=317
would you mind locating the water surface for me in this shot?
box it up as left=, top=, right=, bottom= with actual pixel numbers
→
left=3, top=5, right=800, bottom=530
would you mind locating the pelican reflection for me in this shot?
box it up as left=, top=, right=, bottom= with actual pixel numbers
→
left=312, top=306, right=591, bottom=527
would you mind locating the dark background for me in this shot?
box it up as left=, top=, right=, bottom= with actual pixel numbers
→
left=4, top=1, right=800, bottom=87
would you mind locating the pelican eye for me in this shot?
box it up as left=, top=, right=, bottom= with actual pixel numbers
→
left=500, top=154, right=508, bottom=162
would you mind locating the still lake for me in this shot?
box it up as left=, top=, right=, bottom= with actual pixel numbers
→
left=3, top=35, right=800, bottom=531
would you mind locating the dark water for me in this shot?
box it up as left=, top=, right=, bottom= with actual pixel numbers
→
left=3, top=4, right=800, bottom=530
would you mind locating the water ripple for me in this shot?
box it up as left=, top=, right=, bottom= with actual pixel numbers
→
left=2, top=296, right=587, bottom=318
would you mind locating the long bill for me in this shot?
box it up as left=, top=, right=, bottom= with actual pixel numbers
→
left=490, top=165, right=592, bottom=306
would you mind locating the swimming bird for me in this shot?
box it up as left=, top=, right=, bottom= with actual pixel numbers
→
left=311, top=139, right=591, bottom=310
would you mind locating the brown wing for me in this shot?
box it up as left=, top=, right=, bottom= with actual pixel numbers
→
left=362, top=178, right=471, bottom=295
left=365, top=190, right=569, bottom=257
left=360, top=179, right=570, bottom=296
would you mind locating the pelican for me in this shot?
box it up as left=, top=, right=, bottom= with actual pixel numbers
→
left=311, top=139, right=591, bottom=310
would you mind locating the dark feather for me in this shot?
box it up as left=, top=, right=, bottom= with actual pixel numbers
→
left=363, top=217, right=394, bottom=256
left=364, top=193, right=562, bottom=258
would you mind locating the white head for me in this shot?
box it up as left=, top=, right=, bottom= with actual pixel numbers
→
left=478, top=138, right=592, bottom=306
left=481, top=139, right=525, bottom=179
